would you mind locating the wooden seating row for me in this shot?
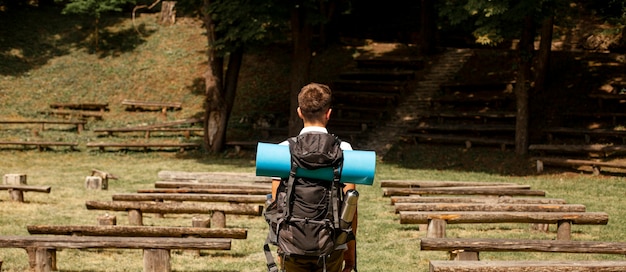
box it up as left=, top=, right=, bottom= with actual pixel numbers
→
left=86, top=142, right=201, bottom=152
left=0, top=141, right=78, bottom=151
left=533, top=156, right=626, bottom=175
left=0, top=235, right=231, bottom=272
left=0, top=119, right=87, bottom=133
left=122, top=99, right=182, bottom=113
left=0, top=184, right=51, bottom=202
left=423, top=238, right=626, bottom=271
left=49, top=102, right=109, bottom=112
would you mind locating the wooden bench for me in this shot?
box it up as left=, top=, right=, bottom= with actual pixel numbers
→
left=122, top=99, right=182, bottom=113
left=533, top=156, right=626, bottom=175
left=589, top=92, right=626, bottom=108
left=137, top=187, right=270, bottom=195
left=86, top=142, right=201, bottom=152
left=399, top=211, right=609, bottom=240
left=383, top=186, right=543, bottom=197
left=0, top=185, right=51, bottom=202
left=390, top=196, right=567, bottom=205
left=429, top=260, right=626, bottom=272
left=38, top=109, right=104, bottom=120
left=27, top=225, right=247, bottom=239
left=394, top=203, right=586, bottom=213
left=407, top=124, right=516, bottom=134
left=49, top=102, right=109, bottom=112
left=158, top=170, right=272, bottom=183
left=380, top=180, right=519, bottom=188
left=0, top=120, right=87, bottom=133
left=528, top=144, right=626, bottom=158
left=112, top=193, right=266, bottom=204
left=421, top=237, right=626, bottom=261
left=154, top=180, right=271, bottom=191
left=94, top=127, right=203, bottom=139
left=0, top=235, right=230, bottom=272
left=406, top=134, right=515, bottom=150
left=562, top=112, right=626, bottom=125
left=354, top=55, right=425, bottom=70
left=0, top=141, right=78, bottom=151
left=439, top=81, right=514, bottom=95
left=422, top=111, right=516, bottom=123
left=85, top=200, right=264, bottom=227
left=543, top=127, right=626, bottom=144
left=338, top=70, right=416, bottom=81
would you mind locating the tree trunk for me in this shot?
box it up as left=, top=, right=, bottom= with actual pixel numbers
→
left=534, top=15, right=554, bottom=93
left=288, top=6, right=313, bottom=137
left=159, top=1, right=176, bottom=26
left=514, top=15, right=535, bottom=155
left=419, top=0, right=437, bottom=55
left=202, top=0, right=226, bottom=153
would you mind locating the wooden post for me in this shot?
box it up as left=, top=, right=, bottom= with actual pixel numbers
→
left=4, top=174, right=27, bottom=202
left=3, top=173, right=27, bottom=185
left=129, top=209, right=144, bottom=226
left=85, top=176, right=103, bottom=190
left=211, top=211, right=226, bottom=228
left=450, top=250, right=479, bottom=261
left=427, top=219, right=446, bottom=238
left=98, top=214, right=117, bottom=225
left=557, top=220, right=572, bottom=240
left=189, top=216, right=211, bottom=256
left=34, top=247, right=56, bottom=272
left=143, top=249, right=171, bottom=272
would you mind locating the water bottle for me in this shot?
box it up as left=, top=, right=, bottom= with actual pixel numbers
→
left=336, top=189, right=359, bottom=244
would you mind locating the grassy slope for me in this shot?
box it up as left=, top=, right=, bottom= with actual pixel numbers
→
left=1, top=6, right=626, bottom=272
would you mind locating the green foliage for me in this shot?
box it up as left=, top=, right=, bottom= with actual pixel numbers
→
left=59, top=0, right=135, bottom=18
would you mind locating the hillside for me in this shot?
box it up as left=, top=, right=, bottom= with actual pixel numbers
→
left=0, top=5, right=625, bottom=176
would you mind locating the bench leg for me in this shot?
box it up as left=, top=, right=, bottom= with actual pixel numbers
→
left=592, top=166, right=601, bottom=176
left=450, top=250, right=479, bottom=261
left=557, top=220, right=572, bottom=240
left=427, top=219, right=446, bottom=238
left=129, top=209, right=144, bottom=226
left=536, top=160, right=544, bottom=173
left=143, top=249, right=171, bottom=272
left=8, top=189, right=25, bottom=202
left=211, top=211, right=226, bottom=228
left=28, top=247, right=56, bottom=272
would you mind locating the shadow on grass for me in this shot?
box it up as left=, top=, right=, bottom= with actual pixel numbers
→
left=0, top=5, right=155, bottom=76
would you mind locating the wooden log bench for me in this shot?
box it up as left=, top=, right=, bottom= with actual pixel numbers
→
left=0, top=235, right=230, bottom=272
left=27, top=225, right=247, bottom=239
left=85, top=200, right=264, bottom=227
left=407, top=124, right=516, bottom=134
left=528, top=144, right=626, bottom=158
left=394, top=203, right=586, bottom=213
left=429, top=260, right=626, bottom=272
left=589, top=92, right=626, bottom=109
left=158, top=170, right=272, bottom=183
left=408, top=134, right=515, bottom=151
left=354, top=55, right=425, bottom=70
left=86, top=142, right=201, bottom=152
left=38, top=109, right=104, bottom=120
left=533, top=156, right=626, bottom=175
left=154, top=180, right=271, bottom=191
left=421, top=237, right=626, bottom=261
left=338, top=70, right=416, bottom=81
left=421, top=111, right=516, bottom=123
left=383, top=186, right=544, bottom=197
left=0, top=185, right=51, bottom=202
left=390, top=196, right=567, bottom=205
left=562, top=112, right=626, bottom=125
left=543, top=127, right=626, bottom=144
left=94, top=127, right=203, bottom=139
left=399, top=211, right=609, bottom=240
left=112, top=193, right=266, bottom=204
left=380, top=180, right=519, bottom=188
left=137, top=187, right=270, bottom=195
left=122, top=99, right=182, bottom=114
left=49, top=102, right=110, bottom=112
left=0, top=141, right=78, bottom=151
left=0, top=120, right=87, bottom=133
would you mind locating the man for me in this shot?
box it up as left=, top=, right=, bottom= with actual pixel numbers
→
left=271, top=82, right=357, bottom=272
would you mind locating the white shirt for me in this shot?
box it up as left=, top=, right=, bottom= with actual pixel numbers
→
left=280, top=126, right=353, bottom=151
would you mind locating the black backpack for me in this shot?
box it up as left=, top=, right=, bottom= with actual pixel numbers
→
left=263, top=132, right=355, bottom=272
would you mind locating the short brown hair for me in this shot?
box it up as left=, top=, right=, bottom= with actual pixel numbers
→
left=298, top=83, right=332, bottom=122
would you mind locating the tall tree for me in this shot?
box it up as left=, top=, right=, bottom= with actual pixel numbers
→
left=438, top=0, right=558, bottom=155
left=58, top=0, right=136, bottom=50
left=178, top=0, right=286, bottom=152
